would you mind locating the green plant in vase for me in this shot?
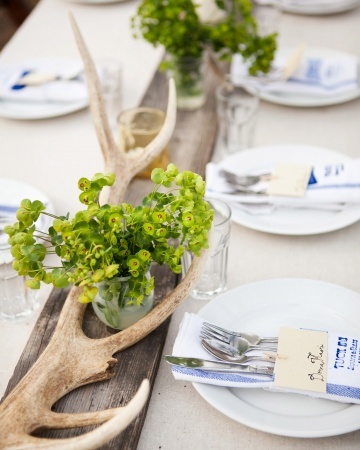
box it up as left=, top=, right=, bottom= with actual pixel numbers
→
left=4, top=164, right=213, bottom=329
left=132, top=0, right=277, bottom=110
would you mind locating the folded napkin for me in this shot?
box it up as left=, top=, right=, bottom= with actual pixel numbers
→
left=171, top=312, right=360, bottom=404
left=231, top=52, right=359, bottom=97
left=0, top=60, right=88, bottom=104
left=205, top=160, right=360, bottom=214
left=172, top=312, right=272, bottom=388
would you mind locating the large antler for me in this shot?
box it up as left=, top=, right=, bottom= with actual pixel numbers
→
left=0, top=14, right=206, bottom=450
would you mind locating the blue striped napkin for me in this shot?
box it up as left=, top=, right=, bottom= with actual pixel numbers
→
left=170, top=313, right=360, bottom=404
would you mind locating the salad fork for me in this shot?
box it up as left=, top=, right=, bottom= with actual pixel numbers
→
left=202, top=322, right=278, bottom=345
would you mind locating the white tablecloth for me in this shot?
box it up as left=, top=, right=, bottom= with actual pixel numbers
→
left=1, top=1, right=360, bottom=449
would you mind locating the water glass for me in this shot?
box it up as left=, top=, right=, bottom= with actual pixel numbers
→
left=182, top=199, right=231, bottom=300
left=252, top=2, right=282, bottom=37
left=97, top=58, right=123, bottom=129
left=216, top=82, right=259, bottom=155
left=117, top=107, right=170, bottom=178
left=0, top=245, right=37, bottom=322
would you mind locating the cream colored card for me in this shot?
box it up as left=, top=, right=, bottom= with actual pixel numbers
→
left=267, top=163, right=312, bottom=197
left=274, top=327, right=328, bottom=393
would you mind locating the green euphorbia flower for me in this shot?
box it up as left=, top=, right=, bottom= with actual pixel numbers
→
left=5, top=166, right=213, bottom=307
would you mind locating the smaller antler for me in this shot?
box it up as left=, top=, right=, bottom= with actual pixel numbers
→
left=69, top=12, right=177, bottom=205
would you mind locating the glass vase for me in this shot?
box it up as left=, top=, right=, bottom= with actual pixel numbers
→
left=92, top=275, right=154, bottom=330
left=167, top=54, right=206, bottom=111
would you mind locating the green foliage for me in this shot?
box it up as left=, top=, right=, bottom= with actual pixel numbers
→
left=132, top=0, right=277, bottom=75
left=5, top=165, right=213, bottom=307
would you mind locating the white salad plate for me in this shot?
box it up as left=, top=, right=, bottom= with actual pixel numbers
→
left=278, top=0, right=360, bottom=15
left=194, top=278, right=360, bottom=438
left=217, top=144, right=360, bottom=235
left=0, top=58, right=89, bottom=120
left=255, top=47, right=360, bottom=108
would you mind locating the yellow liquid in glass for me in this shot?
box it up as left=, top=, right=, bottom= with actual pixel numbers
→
left=118, top=107, right=170, bottom=178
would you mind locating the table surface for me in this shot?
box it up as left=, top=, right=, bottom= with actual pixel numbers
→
left=1, top=1, right=360, bottom=449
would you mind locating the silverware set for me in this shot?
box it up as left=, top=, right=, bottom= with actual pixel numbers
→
left=164, top=321, right=279, bottom=377
left=219, top=169, right=269, bottom=195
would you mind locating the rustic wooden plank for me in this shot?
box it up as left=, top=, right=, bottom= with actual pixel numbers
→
left=1, top=64, right=218, bottom=449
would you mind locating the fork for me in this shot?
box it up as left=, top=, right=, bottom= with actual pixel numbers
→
left=202, top=322, right=278, bottom=345
left=201, top=330, right=278, bottom=355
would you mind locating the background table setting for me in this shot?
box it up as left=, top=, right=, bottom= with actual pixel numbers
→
left=1, top=0, right=360, bottom=449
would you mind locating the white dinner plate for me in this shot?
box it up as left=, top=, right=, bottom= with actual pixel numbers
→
left=0, top=58, right=89, bottom=120
left=0, top=178, right=55, bottom=246
left=193, top=278, right=360, bottom=438
left=256, top=47, right=360, bottom=108
left=217, top=144, right=360, bottom=235
left=278, top=0, right=360, bottom=15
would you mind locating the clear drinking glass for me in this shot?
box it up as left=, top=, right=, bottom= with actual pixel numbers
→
left=118, top=107, right=170, bottom=178
left=181, top=199, right=231, bottom=300
left=216, top=82, right=259, bottom=155
left=97, top=58, right=123, bottom=130
left=0, top=245, right=38, bottom=322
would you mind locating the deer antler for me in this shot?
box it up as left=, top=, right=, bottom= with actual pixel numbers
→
left=0, top=14, right=206, bottom=450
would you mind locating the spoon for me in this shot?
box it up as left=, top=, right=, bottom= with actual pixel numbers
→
left=201, top=338, right=276, bottom=364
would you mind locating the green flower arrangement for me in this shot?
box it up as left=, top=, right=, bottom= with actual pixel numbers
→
left=4, top=164, right=213, bottom=306
left=132, top=0, right=277, bottom=76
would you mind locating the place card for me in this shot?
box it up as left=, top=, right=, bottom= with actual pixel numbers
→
left=267, top=163, right=312, bottom=197
left=274, top=327, right=328, bottom=393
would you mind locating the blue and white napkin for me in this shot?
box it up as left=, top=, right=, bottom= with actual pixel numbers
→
left=205, top=160, right=360, bottom=214
left=0, top=59, right=88, bottom=104
left=231, top=52, right=359, bottom=97
left=170, top=312, right=360, bottom=404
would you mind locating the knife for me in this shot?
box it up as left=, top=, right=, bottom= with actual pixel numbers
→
left=164, top=356, right=274, bottom=376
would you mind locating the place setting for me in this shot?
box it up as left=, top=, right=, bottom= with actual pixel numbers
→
left=205, top=144, right=360, bottom=235
left=164, top=278, right=360, bottom=437
left=0, top=56, right=122, bottom=121
left=272, top=0, right=360, bottom=15
left=0, top=57, right=89, bottom=120
left=230, top=45, right=360, bottom=107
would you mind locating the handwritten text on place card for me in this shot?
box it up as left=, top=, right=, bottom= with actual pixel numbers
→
left=274, top=327, right=328, bottom=393
left=267, top=163, right=312, bottom=197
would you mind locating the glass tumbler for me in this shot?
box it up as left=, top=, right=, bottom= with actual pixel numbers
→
left=216, top=82, right=259, bottom=155
left=118, top=107, right=170, bottom=178
left=0, top=245, right=37, bottom=322
left=182, top=199, right=231, bottom=300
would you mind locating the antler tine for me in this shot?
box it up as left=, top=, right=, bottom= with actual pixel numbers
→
left=68, top=12, right=119, bottom=171
left=5, top=380, right=149, bottom=450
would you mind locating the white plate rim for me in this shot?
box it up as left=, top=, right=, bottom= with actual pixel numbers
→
left=255, top=47, right=360, bottom=107
left=0, top=57, right=89, bottom=120
left=279, top=0, right=360, bottom=15
left=63, top=0, right=129, bottom=3
left=217, top=144, right=360, bottom=235
left=193, top=278, right=360, bottom=438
